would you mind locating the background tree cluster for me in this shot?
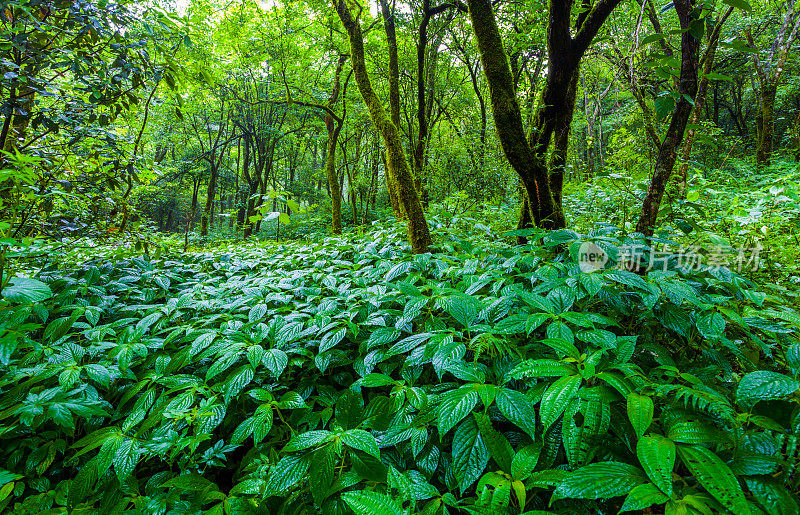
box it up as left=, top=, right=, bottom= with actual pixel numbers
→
left=1, top=0, right=799, bottom=246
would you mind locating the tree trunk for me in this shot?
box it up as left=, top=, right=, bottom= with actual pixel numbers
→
left=325, top=55, right=348, bottom=234
left=200, top=167, right=218, bottom=237
left=675, top=7, right=732, bottom=196
left=635, top=0, right=700, bottom=237
left=335, top=0, right=432, bottom=253
left=756, top=84, right=777, bottom=167
left=378, top=0, right=406, bottom=218
left=466, top=0, right=560, bottom=229
left=548, top=69, right=581, bottom=222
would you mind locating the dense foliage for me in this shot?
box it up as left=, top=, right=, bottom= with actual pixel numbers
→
left=1, top=223, right=799, bottom=513
left=3, top=0, right=800, bottom=512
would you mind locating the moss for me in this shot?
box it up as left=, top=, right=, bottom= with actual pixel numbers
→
left=334, top=0, right=432, bottom=253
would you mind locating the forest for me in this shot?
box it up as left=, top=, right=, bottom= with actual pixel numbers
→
left=1, top=0, right=800, bottom=512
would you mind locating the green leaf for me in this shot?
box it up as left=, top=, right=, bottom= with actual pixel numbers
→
left=667, top=421, right=732, bottom=445
left=736, top=371, right=800, bottom=407
left=253, top=409, right=274, bottom=445
left=562, top=393, right=611, bottom=468
left=448, top=297, right=477, bottom=328
left=68, top=460, right=97, bottom=510
left=283, top=430, right=333, bottom=452
left=44, top=315, right=76, bottom=342
left=474, top=412, right=513, bottom=473
left=336, top=389, right=364, bottom=430
left=224, top=365, right=253, bottom=403
left=263, top=348, right=288, bottom=376
left=627, top=392, right=654, bottom=439
left=722, top=0, right=752, bottom=10
left=0, top=470, right=22, bottom=487
left=508, top=359, right=576, bottom=379
left=231, top=416, right=257, bottom=445
left=696, top=311, right=725, bottom=340
left=361, top=373, right=398, bottom=387
left=641, top=33, right=666, bottom=45
left=1, top=277, right=53, bottom=303
left=263, top=455, right=311, bottom=496
left=540, top=375, right=581, bottom=430
left=437, top=387, right=478, bottom=435
left=787, top=342, right=800, bottom=373
left=341, top=429, right=380, bottom=458
left=342, top=490, right=405, bottom=515
left=319, top=327, right=346, bottom=353
left=654, top=95, right=675, bottom=121
left=541, top=337, right=579, bottom=359
left=743, top=476, right=799, bottom=515
left=310, top=445, right=335, bottom=506
left=546, top=302, right=574, bottom=329
left=511, top=443, right=542, bottom=481
left=619, top=483, right=670, bottom=512
left=249, top=304, right=269, bottom=323
left=677, top=445, right=748, bottom=512
left=113, top=439, right=139, bottom=483
left=553, top=462, right=646, bottom=501
left=495, top=388, right=538, bottom=438
left=160, top=473, right=217, bottom=491
left=366, top=327, right=400, bottom=350
left=452, top=416, right=489, bottom=493
left=636, top=435, right=675, bottom=497
left=191, top=332, right=217, bottom=356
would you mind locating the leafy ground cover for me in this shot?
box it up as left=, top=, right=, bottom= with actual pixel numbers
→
left=1, top=224, right=799, bottom=514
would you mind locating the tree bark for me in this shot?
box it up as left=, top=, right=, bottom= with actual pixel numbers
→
left=200, top=166, right=218, bottom=237
left=324, top=55, right=349, bottom=234
left=635, top=0, right=700, bottom=237
left=675, top=6, right=733, bottom=196
left=378, top=0, right=406, bottom=216
left=746, top=3, right=800, bottom=167
left=756, top=85, right=777, bottom=167
left=335, top=0, right=433, bottom=253
left=466, top=0, right=621, bottom=231
left=466, top=0, right=558, bottom=228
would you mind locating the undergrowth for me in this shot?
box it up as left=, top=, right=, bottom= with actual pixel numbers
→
left=1, top=223, right=799, bottom=514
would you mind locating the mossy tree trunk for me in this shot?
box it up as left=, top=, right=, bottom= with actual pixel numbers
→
left=756, top=85, right=778, bottom=167
left=324, top=55, right=349, bottom=234
left=200, top=167, right=218, bottom=237
left=466, top=0, right=621, bottom=232
left=547, top=69, right=581, bottom=221
left=335, top=0, right=432, bottom=253
left=746, top=9, right=800, bottom=168
left=675, top=6, right=733, bottom=196
left=378, top=0, right=405, bottom=216
left=635, top=0, right=700, bottom=237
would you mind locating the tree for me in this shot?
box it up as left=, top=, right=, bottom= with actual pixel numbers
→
left=466, top=0, right=622, bottom=232
left=635, top=0, right=701, bottom=236
left=333, top=0, right=433, bottom=253
left=746, top=0, right=800, bottom=167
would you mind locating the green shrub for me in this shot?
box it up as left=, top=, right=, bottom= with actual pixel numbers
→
left=0, top=225, right=798, bottom=514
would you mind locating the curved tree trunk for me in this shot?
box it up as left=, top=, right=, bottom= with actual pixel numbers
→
left=324, top=55, right=349, bottom=234
left=635, top=0, right=700, bottom=237
left=466, top=0, right=620, bottom=231
left=334, top=0, right=432, bottom=253
left=466, top=0, right=560, bottom=229
left=675, top=7, right=733, bottom=195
